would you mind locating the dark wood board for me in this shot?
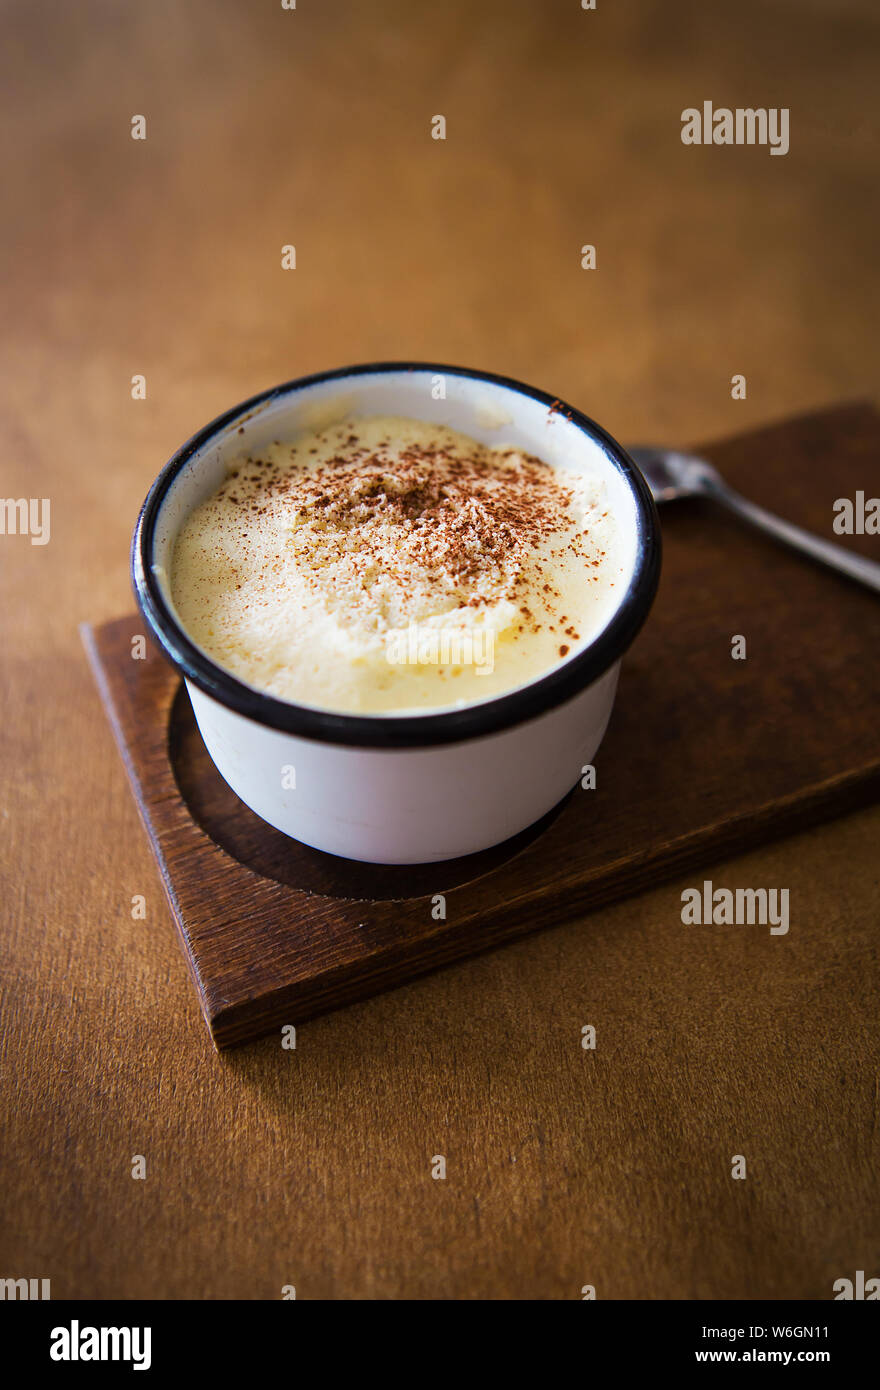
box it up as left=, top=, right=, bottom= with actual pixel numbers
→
left=82, top=403, right=880, bottom=1050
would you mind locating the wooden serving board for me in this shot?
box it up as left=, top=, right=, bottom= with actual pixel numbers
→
left=83, top=403, right=880, bottom=1049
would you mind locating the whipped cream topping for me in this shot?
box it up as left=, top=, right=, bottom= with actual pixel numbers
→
left=169, top=415, right=628, bottom=713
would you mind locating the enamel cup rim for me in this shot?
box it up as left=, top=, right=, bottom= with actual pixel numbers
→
left=131, top=361, right=661, bottom=749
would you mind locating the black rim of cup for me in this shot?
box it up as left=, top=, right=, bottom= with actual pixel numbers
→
left=131, top=361, right=662, bottom=749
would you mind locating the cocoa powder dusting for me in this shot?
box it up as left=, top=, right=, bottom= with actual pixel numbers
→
left=239, top=437, right=588, bottom=630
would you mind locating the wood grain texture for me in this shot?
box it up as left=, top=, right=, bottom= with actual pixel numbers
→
left=82, top=405, right=880, bottom=1049
left=2, top=0, right=879, bottom=1299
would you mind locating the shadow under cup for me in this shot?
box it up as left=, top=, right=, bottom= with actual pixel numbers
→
left=132, top=362, right=661, bottom=864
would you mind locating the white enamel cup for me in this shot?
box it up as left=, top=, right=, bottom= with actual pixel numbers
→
left=132, top=363, right=660, bottom=863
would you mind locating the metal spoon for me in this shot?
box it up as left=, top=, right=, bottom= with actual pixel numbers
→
left=628, top=446, right=880, bottom=596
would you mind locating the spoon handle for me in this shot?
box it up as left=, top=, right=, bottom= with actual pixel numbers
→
left=708, top=481, right=880, bottom=595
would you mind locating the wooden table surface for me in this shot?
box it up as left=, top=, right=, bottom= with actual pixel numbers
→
left=2, top=0, right=878, bottom=1300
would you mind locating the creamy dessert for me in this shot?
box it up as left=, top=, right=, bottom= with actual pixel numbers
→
left=169, top=415, right=628, bottom=714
